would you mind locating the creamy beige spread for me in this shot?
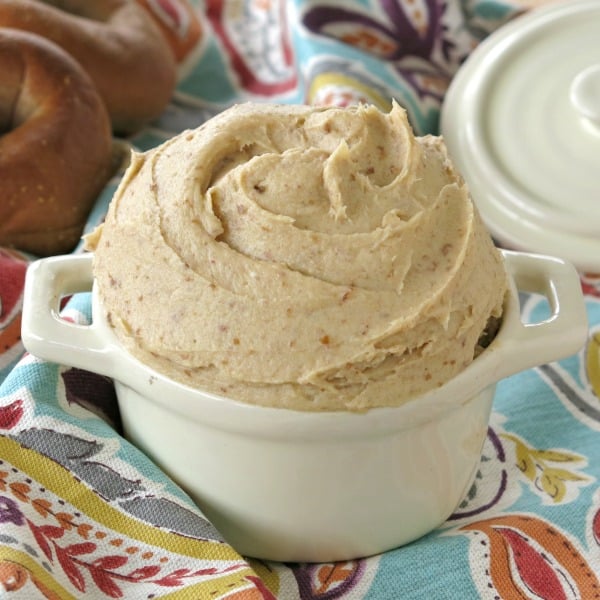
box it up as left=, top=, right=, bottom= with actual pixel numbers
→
left=85, top=102, right=508, bottom=411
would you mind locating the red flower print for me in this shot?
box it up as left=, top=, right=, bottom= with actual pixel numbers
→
left=462, top=514, right=600, bottom=599
left=0, top=400, right=24, bottom=430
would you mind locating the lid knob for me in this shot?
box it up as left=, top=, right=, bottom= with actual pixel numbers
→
left=570, top=64, right=600, bottom=130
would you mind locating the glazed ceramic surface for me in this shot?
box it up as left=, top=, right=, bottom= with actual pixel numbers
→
left=441, top=0, right=600, bottom=271
left=21, top=250, right=587, bottom=562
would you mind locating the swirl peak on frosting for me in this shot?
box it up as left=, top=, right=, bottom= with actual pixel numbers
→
left=86, top=101, right=507, bottom=411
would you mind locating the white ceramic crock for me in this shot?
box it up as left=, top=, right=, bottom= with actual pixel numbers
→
left=21, top=250, right=587, bottom=562
left=441, top=0, right=600, bottom=272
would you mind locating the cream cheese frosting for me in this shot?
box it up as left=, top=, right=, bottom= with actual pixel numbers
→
left=85, top=101, right=508, bottom=411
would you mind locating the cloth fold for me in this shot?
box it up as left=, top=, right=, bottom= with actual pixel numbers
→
left=2, top=1, right=600, bottom=598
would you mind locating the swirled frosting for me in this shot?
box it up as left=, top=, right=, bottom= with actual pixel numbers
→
left=86, top=102, right=508, bottom=411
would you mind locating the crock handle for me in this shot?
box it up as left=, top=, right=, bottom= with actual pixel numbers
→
left=498, top=249, right=588, bottom=379
left=21, top=253, right=118, bottom=377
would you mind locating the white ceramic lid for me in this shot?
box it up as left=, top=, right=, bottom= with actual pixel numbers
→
left=440, top=0, right=600, bottom=273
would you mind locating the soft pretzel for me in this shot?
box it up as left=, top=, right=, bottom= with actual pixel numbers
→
left=136, top=0, right=203, bottom=74
left=0, top=0, right=177, bottom=133
left=0, top=29, right=114, bottom=256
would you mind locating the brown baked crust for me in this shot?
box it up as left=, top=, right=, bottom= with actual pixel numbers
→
left=0, top=29, right=113, bottom=256
left=0, top=0, right=177, bottom=133
left=135, top=0, right=203, bottom=65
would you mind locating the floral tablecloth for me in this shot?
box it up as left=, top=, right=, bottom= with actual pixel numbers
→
left=2, top=1, right=600, bottom=598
